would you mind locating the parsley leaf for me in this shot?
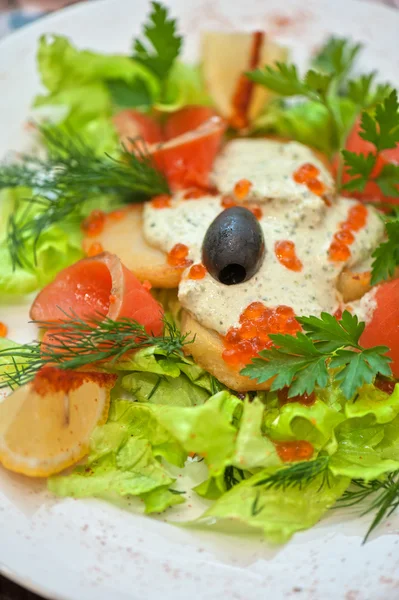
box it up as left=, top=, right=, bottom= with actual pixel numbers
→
left=312, top=37, right=362, bottom=83
left=342, top=91, right=399, bottom=197
left=375, top=163, right=399, bottom=197
left=132, top=1, right=182, bottom=80
left=359, top=90, right=399, bottom=151
left=107, top=79, right=152, bottom=109
left=241, top=311, right=392, bottom=400
left=341, top=150, right=375, bottom=191
left=248, top=63, right=308, bottom=97
left=371, top=216, right=399, bottom=285
left=347, top=74, right=393, bottom=109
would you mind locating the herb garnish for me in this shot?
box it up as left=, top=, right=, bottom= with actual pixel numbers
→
left=247, top=36, right=393, bottom=185
left=1, top=125, right=169, bottom=269
left=0, top=125, right=168, bottom=198
left=254, top=456, right=331, bottom=491
left=370, top=208, right=399, bottom=285
left=338, top=470, right=399, bottom=543
left=342, top=90, right=399, bottom=197
left=0, top=311, right=191, bottom=389
left=241, top=311, right=392, bottom=399
left=132, top=1, right=182, bottom=81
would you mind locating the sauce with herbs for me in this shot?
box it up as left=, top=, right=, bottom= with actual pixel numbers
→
left=143, top=139, right=384, bottom=337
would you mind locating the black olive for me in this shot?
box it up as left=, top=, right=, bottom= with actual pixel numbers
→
left=202, top=206, right=265, bottom=285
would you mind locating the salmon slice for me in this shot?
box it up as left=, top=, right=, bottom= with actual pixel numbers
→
left=30, top=252, right=164, bottom=336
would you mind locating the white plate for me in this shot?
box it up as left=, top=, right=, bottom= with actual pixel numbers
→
left=1, top=1, right=399, bottom=598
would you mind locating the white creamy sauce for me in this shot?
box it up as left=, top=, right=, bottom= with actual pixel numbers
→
left=143, top=139, right=384, bottom=335
left=211, top=139, right=335, bottom=203
left=352, top=287, right=378, bottom=324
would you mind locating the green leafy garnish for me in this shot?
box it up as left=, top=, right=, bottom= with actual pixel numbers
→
left=0, top=312, right=191, bottom=389
left=132, top=1, right=182, bottom=81
left=311, top=37, right=362, bottom=84
left=341, top=92, right=399, bottom=284
left=342, top=90, right=399, bottom=192
left=1, top=125, right=168, bottom=269
left=248, top=36, right=393, bottom=169
left=338, top=470, right=399, bottom=543
left=370, top=211, right=399, bottom=285
left=241, top=311, right=392, bottom=400
left=254, top=456, right=331, bottom=490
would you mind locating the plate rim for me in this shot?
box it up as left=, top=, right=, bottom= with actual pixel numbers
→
left=1, top=0, right=399, bottom=599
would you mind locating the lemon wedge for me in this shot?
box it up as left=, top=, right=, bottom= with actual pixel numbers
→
left=0, top=369, right=116, bottom=477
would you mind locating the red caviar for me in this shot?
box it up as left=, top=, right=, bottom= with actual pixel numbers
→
left=0, top=322, right=8, bottom=337
left=329, top=203, right=368, bottom=262
left=86, top=242, right=104, bottom=257
left=81, top=210, right=106, bottom=237
left=275, top=440, right=314, bottom=462
left=334, top=307, right=343, bottom=320
left=142, top=280, right=152, bottom=291
left=347, top=203, right=368, bottom=231
left=234, top=179, right=252, bottom=200
left=307, top=178, right=326, bottom=196
left=167, top=243, right=192, bottom=267
left=275, top=240, right=303, bottom=272
left=223, top=302, right=301, bottom=368
left=293, top=163, right=320, bottom=183
left=278, top=387, right=316, bottom=407
left=293, top=163, right=326, bottom=197
left=183, top=188, right=205, bottom=200
left=32, top=367, right=117, bottom=397
left=188, top=263, right=207, bottom=280
left=221, top=195, right=236, bottom=209
left=107, top=209, right=126, bottom=221
left=151, top=194, right=172, bottom=209
left=249, top=205, right=263, bottom=220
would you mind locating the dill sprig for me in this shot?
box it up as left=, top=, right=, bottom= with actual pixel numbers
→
left=224, top=466, right=246, bottom=491
left=254, top=456, right=331, bottom=491
left=2, top=125, right=169, bottom=269
left=1, top=125, right=169, bottom=198
left=0, top=310, right=191, bottom=389
left=338, top=471, right=399, bottom=543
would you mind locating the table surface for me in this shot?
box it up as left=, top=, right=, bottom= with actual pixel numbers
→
left=0, top=0, right=398, bottom=598
left=0, top=577, right=43, bottom=600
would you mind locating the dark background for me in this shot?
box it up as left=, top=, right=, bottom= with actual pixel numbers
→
left=0, top=578, right=43, bottom=600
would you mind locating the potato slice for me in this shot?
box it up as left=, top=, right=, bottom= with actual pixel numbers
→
left=181, top=310, right=271, bottom=392
left=338, top=267, right=399, bottom=302
left=82, top=206, right=183, bottom=288
left=201, top=32, right=288, bottom=122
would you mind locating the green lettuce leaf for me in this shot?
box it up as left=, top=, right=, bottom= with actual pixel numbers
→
left=118, top=346, right=213, bottom=406
left=231, top=398, right=280, bottom=469
left=264, top=398, right=345, bottom=451
left=0, top=187, right=124, bottom=294
left=327, top=386, right=399, bottom=479
left=141, top=485, right=185, bottom=514
left=253, top=97, right=357, bottom=156
left=329, top=415, right=399, bottom=480
left=34, top=34, right=160, bottom=149
left=155, top=62, right=212, bottom=112
left=49, top=439, right=175, bottom=498
left=196, top=468, right=349, bottom=543
left=49, top=399, right=185, bottom=505
left=91, top=400, right=186, bottom=467
left=148, top=392, right=238, bottom=475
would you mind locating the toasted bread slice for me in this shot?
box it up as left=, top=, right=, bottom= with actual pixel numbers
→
left=82, top=206, right=183, bottom=288
left=181, top=310, right=271, bottom=392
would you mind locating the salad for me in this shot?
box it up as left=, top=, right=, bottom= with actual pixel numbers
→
left=0, top=1, right=399, bottom=544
